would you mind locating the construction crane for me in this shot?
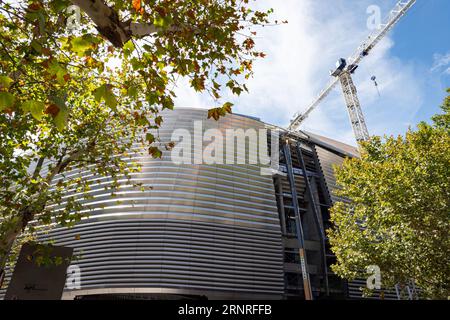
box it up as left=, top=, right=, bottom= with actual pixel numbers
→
left=288, top=0, right=416, bottom=143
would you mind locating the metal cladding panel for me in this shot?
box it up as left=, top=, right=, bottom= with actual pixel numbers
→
left=346, top=279, right=398, bottom=300
left=21, top=108, right=284, bottom=299
left=41, top=220, right=283, bottom=294
left=313, top=145, right=349, bottom=204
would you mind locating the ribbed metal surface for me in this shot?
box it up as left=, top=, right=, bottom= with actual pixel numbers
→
left=44, top=219, right=283, bottom=295
left=3, top=108, right=284, bottom=299
left=347, top=279, right=398, bottom=300
left=313, top=145, right=348, bottom=204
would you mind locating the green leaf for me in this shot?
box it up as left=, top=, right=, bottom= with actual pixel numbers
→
left=21, top=100, right=45, bottom=120
left=127, top=85, right=138, bottom=99
left=93, top=84, right=106, bottom=102
left=162, top=15, right=173, bottom=28
left=70, top=36, right=92, bottom=57
left=153, top=16, right=165, bottom=28
left=222, top=102, right=233, bottom=114
left=0, top=92, right=15, bottom=111
left=104, top=92, right=117, bottom=110
left=94, top=84, right=117, bottom=111
left=154, top=15, right=173, bottom=29
left=154, top=116, right=163, bottom=126
left=38, top=11, right=46, bottom=35
left=207, top=103, right=233, bottom=121
left=148, top=146, right=162, bottom=158
left=54, top=107, right=68, bottom=131
left=123, top=40, right=135, bottom=58
left=0, top=75, right=13, bottom=89
left=48, top=60, right=69, bottom=85
left=51, top=95, right=68, bottom=131
left=30, top=39, right=43, bottom=53
left=49, top=0, right=69, bottom=13
left=145, top=133, right=155, bottom=144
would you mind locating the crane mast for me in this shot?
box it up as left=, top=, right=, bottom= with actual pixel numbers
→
left=288, top=0, right=416, bottom=142
left=340, top=70, right=370, bottom=141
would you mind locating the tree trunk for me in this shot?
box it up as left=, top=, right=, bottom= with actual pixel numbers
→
left=0, top=216, right=24, bottom=288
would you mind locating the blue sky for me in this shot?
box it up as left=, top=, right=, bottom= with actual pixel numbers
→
left=174, top=0, right=450, bottom=146
left=390, top=0, right=450, bottom=122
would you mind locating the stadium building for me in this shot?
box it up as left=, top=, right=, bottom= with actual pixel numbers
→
left=3, top=108, right=391, bottom=300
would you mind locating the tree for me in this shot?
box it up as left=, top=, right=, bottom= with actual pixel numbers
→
left=328, top=90, right=450, bottom=299
left=0, top=0, right=277, bottom=284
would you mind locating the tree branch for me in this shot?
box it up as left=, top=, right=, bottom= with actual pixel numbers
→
left=129, top=22, right=181, bottom=37
left=31, top=156, right=45, bottom=180
left=70, top=0, right=130, bottom=47
left=69, top=0, right=180, bottom=47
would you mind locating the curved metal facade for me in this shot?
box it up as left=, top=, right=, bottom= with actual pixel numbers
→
left=38, top=108, right=284, bottom=299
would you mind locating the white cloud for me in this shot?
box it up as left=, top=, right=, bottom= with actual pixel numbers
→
left=431, top=52, right=450, bottom=74
left=173, top=77, right=211, bottom=109
left=173, top=0, right=425, bottom=146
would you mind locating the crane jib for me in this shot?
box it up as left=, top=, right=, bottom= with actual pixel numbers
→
left=288, top=0, right=416, bottom=138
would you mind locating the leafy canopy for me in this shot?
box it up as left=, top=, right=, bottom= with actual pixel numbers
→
left=0, top=0, right=277, bottom=271
left=328, top=90, right=450, bottom=299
